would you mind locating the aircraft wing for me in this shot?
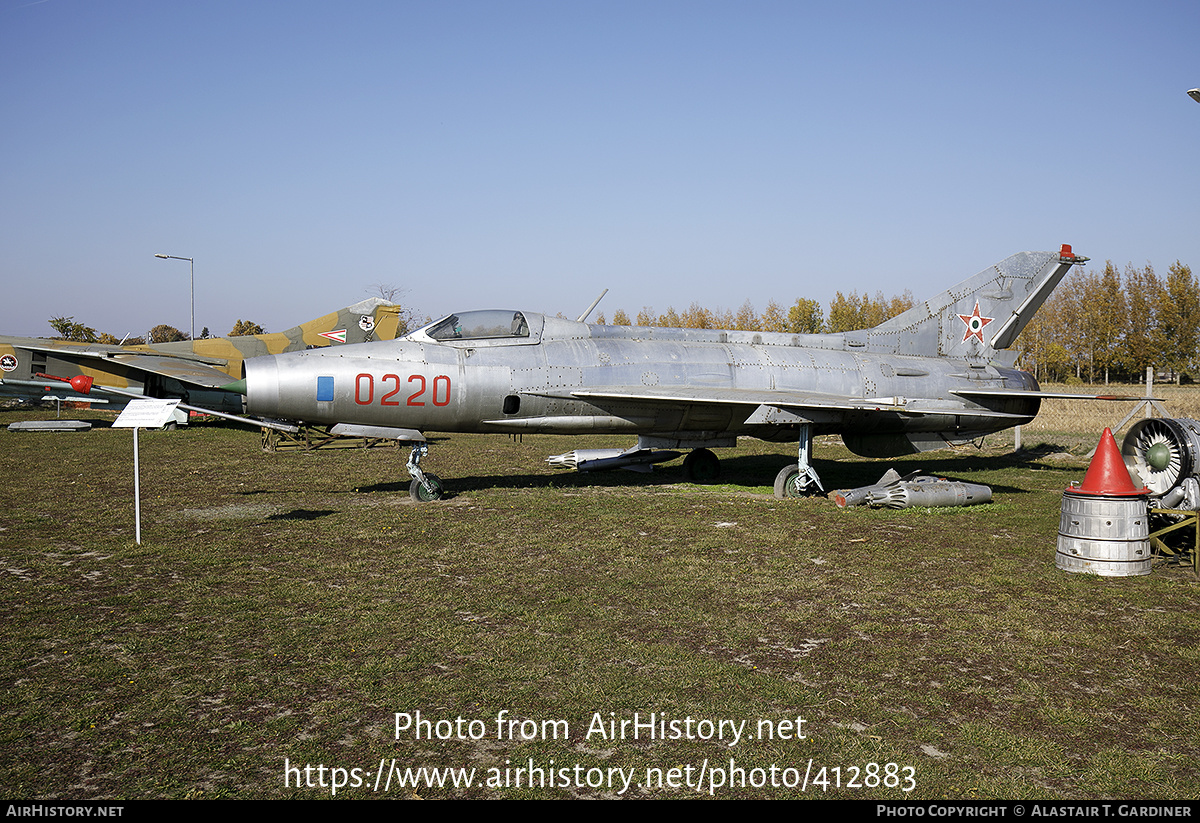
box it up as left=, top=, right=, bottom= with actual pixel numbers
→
left=560, top=386, right=1031, bottom=420
left=94, top=352, right=236, bottom=387
left=10, top=343, right=235, bottom=388
left=951, top=387, right=1150, bottom=401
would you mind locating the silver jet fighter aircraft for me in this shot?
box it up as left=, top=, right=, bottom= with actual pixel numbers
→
left=235, top=246, right=1092, bottom=500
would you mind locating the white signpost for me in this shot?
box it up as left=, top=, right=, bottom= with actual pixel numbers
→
left=112, top=399, right=180, bottom=545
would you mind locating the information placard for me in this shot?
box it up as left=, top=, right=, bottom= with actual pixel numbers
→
left=112, top=399, right=180, bottom=429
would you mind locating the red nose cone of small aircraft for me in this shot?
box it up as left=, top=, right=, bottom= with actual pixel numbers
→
left=1073, top=428, right=1147, bottom=496
left=35, top=372, right=93, bottom=395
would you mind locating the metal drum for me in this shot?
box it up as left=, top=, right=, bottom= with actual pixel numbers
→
left=1056, top=490, right=1151, bottom=576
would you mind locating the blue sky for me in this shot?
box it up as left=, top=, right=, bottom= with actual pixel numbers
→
left=2, top=0, right=1197, bottom=338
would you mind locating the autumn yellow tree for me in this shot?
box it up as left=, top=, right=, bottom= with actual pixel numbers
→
left=1121, top=263, right=1164, bottom=377
left=148, top=324, right=189, bottom=343
left=1082, top=262, right=1128, bottom=383
left=826, top=292, right=864, bottom=332
left=885, top=290, right=916, bottom=320
left=680, top=302, right=713, bottom=328
left=711, top=307, right=734, bottom=329
left=760, top=300, right=788, bottom=332
left=733, top=301, right=760, bottom=331
left=229, top=319, right=266, bottom=336
left=1052, top=263, right=1127, bottom=383
left=1017, top=287, right=1075, bottom=382
left=825, top=290, right=912, bottom=333
left=786, top=298, right=824, bottom=333
left=1158, top=261, right=1200, bottom=382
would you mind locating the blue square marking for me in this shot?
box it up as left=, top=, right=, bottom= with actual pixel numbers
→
left=316, top=376, right=335, bottom=402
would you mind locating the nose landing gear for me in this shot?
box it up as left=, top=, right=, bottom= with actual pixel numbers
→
left=406, top=443, right=445, bottom=502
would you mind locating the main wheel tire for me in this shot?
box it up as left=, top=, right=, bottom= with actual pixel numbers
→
left=682, top=448, right=720, bottom=484
left=774, top=465, right=804, bottom=499
left=409, top=474, right=445, bottom=502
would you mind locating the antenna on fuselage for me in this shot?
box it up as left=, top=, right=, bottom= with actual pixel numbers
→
left=577, top=289, right=609, bottom=323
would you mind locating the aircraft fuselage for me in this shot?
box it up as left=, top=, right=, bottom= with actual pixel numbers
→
left=243, top=313, right=1040, bottom=455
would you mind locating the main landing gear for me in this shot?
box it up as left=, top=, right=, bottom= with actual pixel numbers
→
left=406, top=443, right=445, bottom=502
left=401, top=427, right=824, bottom=502
left=676, top=428, right=824, bottom=498
left=773, top=424, right=824, bottom=499
left=679, top=423, right=824, bottom=498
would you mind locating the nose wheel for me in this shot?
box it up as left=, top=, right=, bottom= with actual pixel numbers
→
left=406, top=443, right=445, bottom=501
left=410, top=473, right=445, bottom=502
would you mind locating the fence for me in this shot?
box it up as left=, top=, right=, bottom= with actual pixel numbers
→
left=1024, top=382, right=1196, bottom=436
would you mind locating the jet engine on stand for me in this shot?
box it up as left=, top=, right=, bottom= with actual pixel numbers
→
left=1121, top=418, right=1200, bottom=509
left=1120, top=418, right=1200, bottom=570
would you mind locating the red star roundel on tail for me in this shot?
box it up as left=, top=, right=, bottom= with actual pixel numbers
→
left=958, top=301, right=993, bottom=343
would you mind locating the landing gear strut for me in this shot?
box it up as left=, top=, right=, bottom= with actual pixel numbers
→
left=406, top=443, right=445, bottom=501
left=774, top=424, right=824, bottom=499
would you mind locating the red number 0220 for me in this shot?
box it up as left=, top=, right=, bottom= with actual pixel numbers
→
left=355, top=373, right=451, bottom=407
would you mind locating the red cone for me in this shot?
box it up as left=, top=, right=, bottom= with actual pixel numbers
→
left=1074, top=428, right=1147, bottom=496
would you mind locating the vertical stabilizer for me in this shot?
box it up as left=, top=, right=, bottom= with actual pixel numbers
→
left=287, top=298, right=405, bottom=347
left=861, top=246, right=1086, bottom=359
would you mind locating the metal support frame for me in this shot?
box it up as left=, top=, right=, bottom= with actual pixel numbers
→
left=1149, top=508, right=1200, bottom=576
left=261, top=424, right=392, bottom=452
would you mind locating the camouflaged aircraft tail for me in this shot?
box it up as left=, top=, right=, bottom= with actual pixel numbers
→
left=142, top=298, right=405, bottom=364
left=279, top=298, right=405, bottom=348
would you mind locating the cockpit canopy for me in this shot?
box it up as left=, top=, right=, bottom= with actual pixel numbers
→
left=425, top=310, right=531, bottom=341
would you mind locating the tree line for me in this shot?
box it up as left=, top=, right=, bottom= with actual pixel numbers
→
left=45, top=281, right=411, bottom=344
left=47, top=316, right=263, bottom=345
left=1017, top=261, right=1199, bottom=383
left=597, top=289, right=916, bottom=335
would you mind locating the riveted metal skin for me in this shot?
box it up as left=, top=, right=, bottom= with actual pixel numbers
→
left=239, top=249, right=1099, bottom=492
left=244, top=313, right=1042, bottom=440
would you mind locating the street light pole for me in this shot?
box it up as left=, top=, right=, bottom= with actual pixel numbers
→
left=154, top=253, right=194, bottom=340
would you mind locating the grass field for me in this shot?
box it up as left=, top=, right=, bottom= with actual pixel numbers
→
left=1, top=402, right=1198, bottom=799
